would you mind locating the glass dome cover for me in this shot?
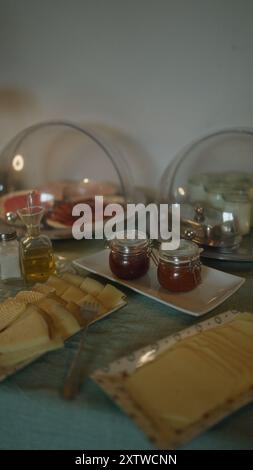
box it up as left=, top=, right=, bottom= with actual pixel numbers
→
left=0, top=120, right=134, bottom=239
left=159, top=128, right=253, bottom=203
left=159, top=128, right=253, bottom=260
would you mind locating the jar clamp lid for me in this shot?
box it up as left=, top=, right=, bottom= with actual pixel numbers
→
left=108, top=230, right=150, bottom=255
left=159, top=239, right=201, bottom=265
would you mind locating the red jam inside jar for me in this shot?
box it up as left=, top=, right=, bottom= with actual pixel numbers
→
left=157, top=240, right=201, bottom=292
left=109, top=234, right=150, bottom=280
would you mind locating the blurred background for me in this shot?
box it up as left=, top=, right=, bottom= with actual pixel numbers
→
left=0, top=0, right=253, bottom=188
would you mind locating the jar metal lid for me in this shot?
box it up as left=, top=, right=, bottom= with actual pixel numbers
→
left=0, top=226, right=17, bottom=241
left=159, top=239, right=200, bottom=265
left=109, top=230, right=150, bottom=255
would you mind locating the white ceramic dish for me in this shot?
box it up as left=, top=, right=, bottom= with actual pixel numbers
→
left=74, top=249, right=245, bottom=316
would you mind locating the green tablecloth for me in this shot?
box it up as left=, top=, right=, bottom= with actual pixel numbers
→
left=0, top=240, right=253, bottom=450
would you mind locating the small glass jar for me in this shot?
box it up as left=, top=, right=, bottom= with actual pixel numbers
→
left=157, top=239, right=201, bottom=292
left=109, top=231, right=150, bottom=280
left=0, top=227, right=22, bottom=281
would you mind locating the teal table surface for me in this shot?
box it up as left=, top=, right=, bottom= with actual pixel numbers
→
left=0, top=240, right=253, bottom=450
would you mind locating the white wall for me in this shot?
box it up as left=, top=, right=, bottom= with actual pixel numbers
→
left=0, top=0, right=253, bottom=191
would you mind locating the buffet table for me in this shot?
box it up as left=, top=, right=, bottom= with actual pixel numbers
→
left=0, top=239, right=253, bottom=450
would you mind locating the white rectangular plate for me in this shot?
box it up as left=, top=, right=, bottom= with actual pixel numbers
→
left=74, top=250, right=245, bottom=316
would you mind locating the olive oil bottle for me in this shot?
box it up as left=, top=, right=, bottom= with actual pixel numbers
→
left=18, top=205, right=55, bottom=283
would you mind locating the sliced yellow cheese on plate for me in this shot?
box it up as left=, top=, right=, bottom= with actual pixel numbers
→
left=0, top=299, right=27, bottom=332
left=0, top=306, right=50, bottom=353
left=76, top=293, right=98, bottom=307
left=97, top=284, right=125, bottom=309
left=46, top=275, right=70, bottom=296
left=0, top=337, right=63, bottom=369
left=125, top=313, right=253, bottom=434
left=33, top=283, right=56, bottom=295
left=61, top=285, right=87, bottom=303
left=80, top=277, right=104, bottom=296
left=36, top=297, right=81, bottom=339
left=61, top=272, right=87, bottom=287
left=15, top=290, right=45, bottom=303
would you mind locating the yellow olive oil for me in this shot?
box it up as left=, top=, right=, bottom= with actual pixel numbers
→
left=18, top=204, right=56, bottom=283
left=21, top=246, right=55, bottom=282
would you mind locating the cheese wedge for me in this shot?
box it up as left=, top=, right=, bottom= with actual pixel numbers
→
left=0, top=307, right=50, bottom=353
left=61, top=272, right=87, bottom=287
left=34, top=306, right=60, bottom=340
left=16, top=291, right=45, bottom=304
left=33, top=283, right=56, bottom=295
left=61, top=285, right=87, bottom=304
left=46, top=275, right=70, bottom=296
left=0, top=299, right=27, bottom=332
left=76, top=294, right=98, bottom=307
left=47, top=293, right=68, bottom=306
left=97, top=284, right=125, bottom=309
left=36, top=298, right=80, bottom=339
left=80, top=277, right=104, bottom=296
left=0, top=338, right=63, bottom=368
left=66, top=302, right=85, bottom=326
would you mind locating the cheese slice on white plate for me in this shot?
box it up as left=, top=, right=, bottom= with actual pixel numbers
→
left=97, top=284, right=125, bottom=310
left=0, top=337, right=63, bottom=369
left=0, top=307, right=50, bottom=353
left=46, top=275, right=70, bottom=296
left=61, top=285, right=87, bottom=303
left=36, top=298, right=80, bottom=339
left=80, top=277, right=104, bottom=296
left=61, top=272, right=87, bottom=287
left=65, top=302, right=85, bottom=326
left=76, top=293, right=98, bottom=307
left=33, top=283, right=56, bottom=295
left=15, top=290, right=45, bottom=304
left=126, top=313, right=253, bottom=435
left=0, top=299, right=27, bottom=332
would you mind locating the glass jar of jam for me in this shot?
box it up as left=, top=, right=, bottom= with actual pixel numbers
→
left=109, top=231, right=150, bottom=280
left=157, top=240, right=201, bottom=292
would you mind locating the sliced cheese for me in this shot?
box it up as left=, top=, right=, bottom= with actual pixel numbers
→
left=47, top=293, right=67, bottom=306
left=97, top=284, right=125, bottom=309
left=80, top=277, right=104, bottom=296
left=125, top=313, right=253, bottom=435
left=46, top=275, right=70, bottom=296
left=61, top=285, right=86, bottom=303
left=0, top=307, right=50, bottom=353
left=61, top=272, right=86, bottom=287
left=35, top=306, right=60, bottom=340
left=36, top=298, right=80, bottom=339
left=0, top=338, right=63, bottom=368
left=33, top=283, right=56, bottom=295
left=76, top=294, right=98, bottom=307
left=0, top=299, right=27, bottom=332
left=66, top=302, right=85, bottom=326
left=15, top=291, right=45, bottom=304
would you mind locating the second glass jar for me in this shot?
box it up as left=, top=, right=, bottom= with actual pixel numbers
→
left=157, top=240, right=202, bottom=292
